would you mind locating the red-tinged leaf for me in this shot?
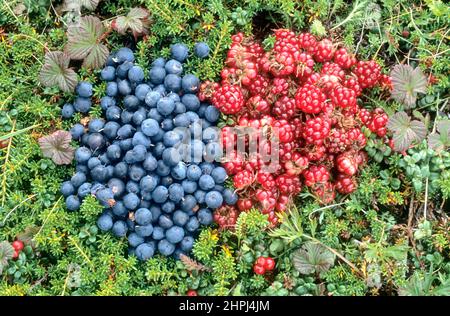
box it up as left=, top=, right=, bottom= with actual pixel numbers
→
left=38, top=130, right=75, bottom=165
left=62, top=0, right=100, bottom=11
left=0, top=241, right=15, bottom=275
left=39, top=51, right=78, bottom=92
left=112, top=7, right=150, bottom=37
left=391, top=64, right=427, bottom=108
left=428, top=119, right=450, bottom=152
left=387, top=111, right=427, bottom=152
left=65, top=15, right=109, bottom=69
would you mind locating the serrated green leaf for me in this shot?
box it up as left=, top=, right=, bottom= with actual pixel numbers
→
left=292, top=242, right=335, bottom=275
left=65, top=15, right=109, bottom=69
left=39, top=51, right=78, bottom=92
left=387, top=111, right=427, bottom=152
left=391, top=64, right=428, bottom=108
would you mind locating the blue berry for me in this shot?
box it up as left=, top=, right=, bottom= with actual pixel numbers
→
left=180, top=236, right=194, bottom=252
left=112, top=220, right=128, bottom=237
left=101, top=66, right=116, bottom=81
left=73, top=97, right=92, bottom=113
left=152, top=185, right=169, bottom=204
left=97, top=214, right=114, bottom=231
left=61, top=103, right=74, bottom=119
left=165, top=226, right=185, bottom=244
left=181, top=74, right=200, bottom=93
left=164, top=74, right=181, bottom=92
left=198, top=174, right=215, bottom=191
left=76, top=81, right=93, bottom=98
left=61, top=181, right=75, bottom=197
left=170, top=43, right=189, bottom=62
left=158, top=239, right=175, bottom=256
left=135, top=223, right=154, bottom=237
left=116, top=47, right=135, bottom=63
left=135, top=242, right=155, bottom=260
left=128, top=65, right=145, bottom=83
left=149, top=67, right=166, bottom=85
left=198, top=208, right=213, bottom=225
left=135, top=208, right=153, bottom=225
left=194, top=42, right=210, bottom=58
left=165, top=59, right=183, bottom=75
left=70, top=124, right=85, bottom=139
left=204, top=191, right=223, bottom=209
left=128, top=233, right=145, bottom=248
left=66, top=195, right=80, bottom=211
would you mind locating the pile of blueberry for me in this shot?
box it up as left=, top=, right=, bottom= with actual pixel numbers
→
left=60, top=43, right=237, bottom=261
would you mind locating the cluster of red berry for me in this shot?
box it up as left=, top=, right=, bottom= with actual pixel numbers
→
left=253, top=256, right=276, bottom=275
left=11, top=240, right=24, bottom=259
left=200, top=30, right=390, bottom=226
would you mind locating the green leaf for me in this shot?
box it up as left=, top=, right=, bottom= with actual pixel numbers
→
left=428, top=119, right=450, bottom=152
left=38, top=130, right=75, bottom=165
left=390, top=64, right=428, bottom=108
left=65, top=15, right=109, bottom=69
left=112, top=7, right=150, bottom=38
left=292, top=242, right=335, bottom=275
left=0, top=241, right=15, bottom=275
left=62, top=0, right=100, bottom=11
left=387, top=111, right=427, bottom=152
left=39, top=51, right=78, bottom=92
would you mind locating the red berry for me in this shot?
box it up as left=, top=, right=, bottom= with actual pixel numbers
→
left=212, top=84, right=245, bottom=114
left=346, top=128, right=367, bottom=149
left=303, top=115, right=331, bottom=145
left=295, top=84, right=327, bottom=114
left=248, top=74, right=270, bottom=96
left=336, top=152, right=358, bottom=176
left=255, top=189, right=278, bottom=212
left=298, top=33, right=318, bottom=54
left=187, top=290, right=198, bottom=296
left=276, top=174, right=302, bottom=195
left=329, top=85, right=357, bottom=109
left=313, top=39, right=335, bottom=62
left=237, top=198, right=253, bottom=211
left=198, top=80, right=219, bottom=101
left=256, top=256, right=267, bottom=267
left=12, top=240, right=24, bottom=251
left=325, top=128, right=349, bottom=154
left=272, top=96, right=296, bottom=120
left=293, top=51, right=315, bottom=79
left=311, top=181, right=336, bottom=204
left=359, top=108, right=372, bottom=125
left=335, top=174, right=357, bottom=194
left=271, top=119, right=294, bottom=143
left=285, top=153, right=309, bottom=175
left=321, top=62, right=345, bottom=79
left=264, top=257, right=276, bottom=271
left=303, top=165, right=330, bottom=187
left=214, top=205, right=240, bottom=230
left=333, top=48, right=357, bottom=69
left=222, top=150, right=244, bottom=175
left=257, top=173, right=276, bottom=190
left=233, top=170, right=254, bottom=189
left=253, top=264, right=266, bottom=275
left=246, top=95, right=271, bottom=115
left=12, top=250, right=20, bottom=259
left=343, top=76, right=362, bottom=96
left=352, top=60, right=382, bottom=89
